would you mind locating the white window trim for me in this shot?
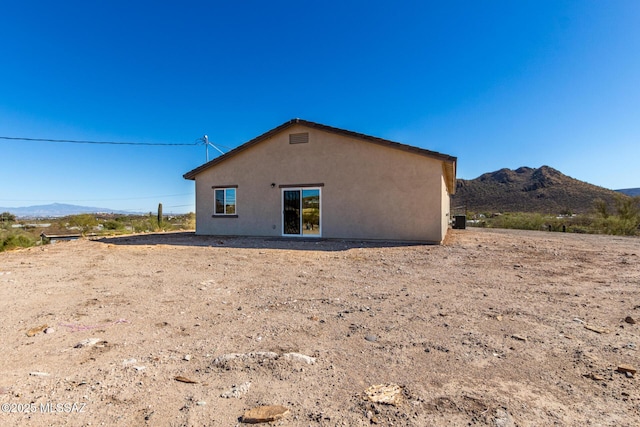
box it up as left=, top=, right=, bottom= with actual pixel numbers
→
left=213, top=187, right=237, bottom=216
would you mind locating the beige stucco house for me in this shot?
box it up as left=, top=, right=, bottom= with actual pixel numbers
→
left=183, top=119, right=457, bottom=243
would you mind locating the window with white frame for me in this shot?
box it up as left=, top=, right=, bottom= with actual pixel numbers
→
left=214, top=187, right=237, bottom=215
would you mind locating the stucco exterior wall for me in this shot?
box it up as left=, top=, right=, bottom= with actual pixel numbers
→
left=193, top=124, right=449, bottom=242
left=441, top=172, right=451, bottom=240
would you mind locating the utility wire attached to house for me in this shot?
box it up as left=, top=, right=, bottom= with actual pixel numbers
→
left=199, top=134, right=226, bottom=162
left=0, top=136, right=198, bottom=146
left=1, top=135, right=237, bottom=155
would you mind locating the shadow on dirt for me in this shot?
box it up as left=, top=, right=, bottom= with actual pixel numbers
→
left=94, top=231, right=431, bottom=252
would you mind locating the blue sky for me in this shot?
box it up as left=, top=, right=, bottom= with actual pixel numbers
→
left=1, top=1, right=638, bottom=213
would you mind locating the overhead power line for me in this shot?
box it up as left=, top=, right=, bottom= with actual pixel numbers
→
left=0, top=193, right=193, bottom=203
left=0, top=136, right=198, bottom=146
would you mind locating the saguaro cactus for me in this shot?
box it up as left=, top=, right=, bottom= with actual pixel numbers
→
left=157, top=203, right=163, bottom=228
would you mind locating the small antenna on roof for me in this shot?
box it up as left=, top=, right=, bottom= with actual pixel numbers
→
left=200, top=134, right=225, bottom=162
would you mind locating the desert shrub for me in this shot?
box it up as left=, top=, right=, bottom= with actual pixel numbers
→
left=467, top=212, right=608, bottom=234
left=592, top=196, right=639, bottom=236
left=183, top=212, right=196, bottom=229
left=571, top=227, right=589, bottom=234
left=0, top=231, right=36, bottom=252
left=560, top=208, right=574, bottom=216
left=614, top=195, right=640, bottom=223
left=0, top=212, right=16, bottom=223
left=570, top=214, right=598, bottom=227
left=490, top=212, right=547, bottom=231
left=66, top=214, right=98, bottom=233
left=593, top=198, right=609, bottom=219
left=103, top=220, right=125, bottom=231
left=598, top=216, right=639, bottom=236
left=130, top=216, right=157, bottom=233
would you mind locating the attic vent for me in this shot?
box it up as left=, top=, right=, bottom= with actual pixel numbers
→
left=289, top=132, right=309, bottom=144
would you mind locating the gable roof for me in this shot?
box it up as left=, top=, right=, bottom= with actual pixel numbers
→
left=183, top=118, right=457, bottom=194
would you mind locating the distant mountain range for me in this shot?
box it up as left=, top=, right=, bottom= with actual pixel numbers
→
left=2, top=173, right=637, bottom=218
left=616, top=188, right=640, bottom=197
left=453, top=166, right=633, bottom=214
left=0, top=203, right=132, bottom=218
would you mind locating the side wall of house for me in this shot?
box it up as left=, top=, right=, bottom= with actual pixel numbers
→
left=193, top=124, right=449, bottom=242
left=441, top=173, right=451, bottom=241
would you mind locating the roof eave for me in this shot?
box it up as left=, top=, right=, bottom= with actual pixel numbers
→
left=443, top=160, right=457, bottom=195
left=183, top=118, right=458, bottom=182
left=183, top=119, right=299, bottom=180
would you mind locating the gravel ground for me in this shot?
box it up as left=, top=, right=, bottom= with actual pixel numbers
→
left=0, top=228, right=639, bottom=426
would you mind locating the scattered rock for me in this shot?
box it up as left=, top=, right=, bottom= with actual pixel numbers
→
left=26, top=324, right=48, bottom=337
left=213, top=352, right=278, bottom=365
left=7, top=221, right=640, bottom=426
left=74, top=338, right=102, bottom=348
left=183, top=354, right=192, bottom=361
left=625, top=316, right=636, bottom=325
left=584, top=324, right=610, bottom=334
left=241, top=405, right=290, bottom=424
left=221, top=381, right=251, bottom=398
left=365, top=334, right=378, bottom=342
left=616, top=365, right=637, bottom=375
left=494, top=407, right=515, bottom=427
left=282, top=352, right=316, bottom=364
left=44, top=327, right=55, bottom=334
left=174, top=376, right=198, bottom=384
left=364, top=384, right=403, bottom=406
left=511, top=334, right=527, bottom=342
left=584, top=373, right=604, bottom=381
left=213, top=351, right=315, bottom=367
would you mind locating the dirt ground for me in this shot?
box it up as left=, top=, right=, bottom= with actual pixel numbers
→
left=0, top=228, right=638, bottom=426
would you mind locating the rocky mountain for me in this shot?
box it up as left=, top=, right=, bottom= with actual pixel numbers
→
left=0, top=203, right=130, bottom=218
left=453, top=166, right=624, bottom=214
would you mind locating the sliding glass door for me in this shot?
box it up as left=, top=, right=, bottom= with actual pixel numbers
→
left=283, top=190, right=301, bottom=235
left=282, top=188, right=321, bottom=236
